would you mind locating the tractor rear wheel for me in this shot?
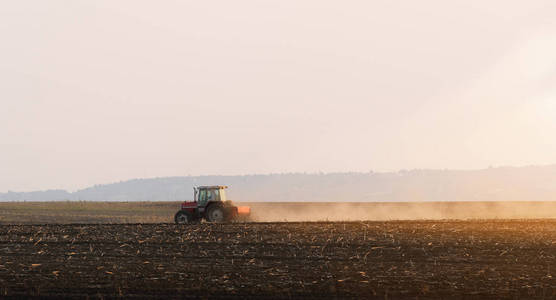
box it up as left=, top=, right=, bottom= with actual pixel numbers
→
left=206, top=205, right=225, bottom=223
left=174, top=211, right=193, bottom=224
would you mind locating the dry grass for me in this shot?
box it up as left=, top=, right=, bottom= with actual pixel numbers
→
left=3, top=201, right=556, bottom=224
left=0, top=201, right=180, bottom=224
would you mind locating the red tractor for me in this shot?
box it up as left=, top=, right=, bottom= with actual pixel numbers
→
left=174, top=186, right=250, bottom=224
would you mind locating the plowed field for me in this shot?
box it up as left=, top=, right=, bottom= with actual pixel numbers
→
left=1, top=221, right=556, bottom=299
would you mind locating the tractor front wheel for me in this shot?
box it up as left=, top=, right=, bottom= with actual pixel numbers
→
left=174, top=211, right=193, bottom=224
left=206, top=205, right=225, bottom=223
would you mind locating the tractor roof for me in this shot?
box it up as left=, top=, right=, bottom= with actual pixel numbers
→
left=196, top=185, right=228, bottom=190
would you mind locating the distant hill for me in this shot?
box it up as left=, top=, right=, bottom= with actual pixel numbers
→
left=2, top=166, right=556, bottom=202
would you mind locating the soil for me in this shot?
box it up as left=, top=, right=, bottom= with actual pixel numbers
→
left=1, top=221, right=556, bottom=299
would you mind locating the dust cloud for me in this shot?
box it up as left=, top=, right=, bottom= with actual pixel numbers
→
left=241, top=202, right=556, bottom=222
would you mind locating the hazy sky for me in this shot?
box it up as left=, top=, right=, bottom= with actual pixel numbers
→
left=1, top=1, right=556, bottom=192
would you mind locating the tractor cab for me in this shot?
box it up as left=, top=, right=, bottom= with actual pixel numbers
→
left=194, top=185, right=227, bottom=207
left=175, top=185, right=250, bottom=224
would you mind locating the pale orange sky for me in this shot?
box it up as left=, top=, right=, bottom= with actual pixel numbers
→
left=1, top=1, right=556, bottom=192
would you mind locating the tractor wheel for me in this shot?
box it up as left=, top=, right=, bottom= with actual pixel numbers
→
left=174, top=211, right=192, bottom=224
left=206, top=205, right=225, bottom=223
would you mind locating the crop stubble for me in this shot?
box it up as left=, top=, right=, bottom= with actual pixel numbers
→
left=0, top=221, right=556, bottom=299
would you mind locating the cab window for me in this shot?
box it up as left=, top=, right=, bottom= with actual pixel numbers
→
left=207, top=190, right=214, bottom=201
left=198, top=190, right=207, bottom=205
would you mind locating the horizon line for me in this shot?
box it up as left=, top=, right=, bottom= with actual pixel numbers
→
left=3, top=163, right=556, bottom=194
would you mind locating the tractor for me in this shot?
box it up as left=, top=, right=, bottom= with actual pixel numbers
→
left=174, top=186, right=250, bottom=224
